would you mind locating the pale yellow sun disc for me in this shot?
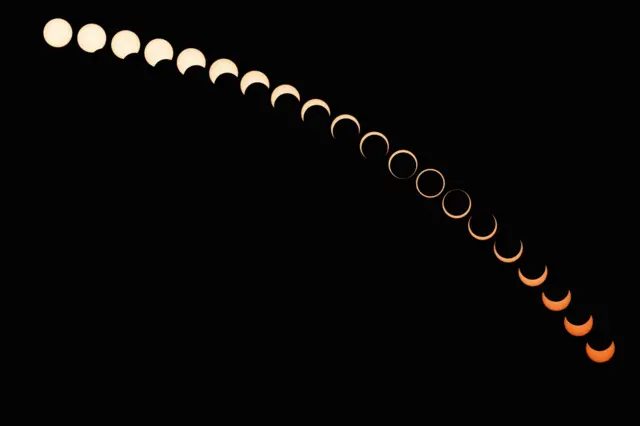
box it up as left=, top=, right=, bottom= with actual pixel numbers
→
left=43, top=18, right=73, bottom=48
left=77, top=23, right=107, bottom=53
left=111, top=30, right=141, bottom=59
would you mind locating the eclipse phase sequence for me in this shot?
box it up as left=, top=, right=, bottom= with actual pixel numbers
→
left=42, top=17, right=617, bottom=364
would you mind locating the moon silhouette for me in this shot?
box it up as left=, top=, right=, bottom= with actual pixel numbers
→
left=359, top=132, right=390, bottom=159
left=494, top=240, right=523, bottom=263
left=331, top=114, right=360, bottom=138
left=442, top=189, right=472, bottom=219
left=564, top=316, right=593, bottom=337
left=468, top=215, right=498, bottom=241
left=301, top=99, right=331, bottom=121
left=43, top=18, right=73, bottom=48
left=271, top=84, right=301, bottom=107
left=388, top=150, right=418, bottom=179
left=176, top=48, right=206, bottom=74
left=240, top=70, right=270, bottom=94
left=209, top=58, right=238, bottom=83
left=518, top=265, right=547, bottom=286
left=77, top=23, right=107, bottom=53
left=111, top=30, right=141, bottom=59
left=416, top=169, right=446, bottom=199
left=586, top=341, right=615, bottom=363
left=144, top=39, right=174, bottom=66
left=542, top=290, right=571, bottom=311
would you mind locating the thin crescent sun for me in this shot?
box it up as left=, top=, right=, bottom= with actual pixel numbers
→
left=240, top=70, right=270, bottom=94
left=331, top=114, right=361, bottom=138
left=209, top=58, right=239, bottom=84
left=301, top=99, right=331, bottom=121
left=542, top=290, right=571, bottom=311
left=415, top=169, right=446, bottom=199
left=359, top=132, right=390, bottom=159
left=271, top=84, right=301, bottom=107
left=468, top=215, right=498, bottom=241
left=586, top=341, right=615, bottom=363
left=388, top=150, right=418, bottom=179
left=517, top=265, right=547, bottom=286
left=564, top=315, right=594, bottom=337
left=493, top=240, right=523, bottom=263
left=442, top=189, right=472, bottom=219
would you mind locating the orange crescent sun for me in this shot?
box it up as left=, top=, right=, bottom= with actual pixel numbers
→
left=468, top=215, right=498, bottom=241
left=564, top=315, right=594, bottom=337
left=442, top=189, right=472, bottom=219
left=542, top=290, right=571, bottom=311
left=586, top=341, right=615, bottom=363
left=518, top=265, right=547, bottom=286
left=493, top=240, right=523, bottom=263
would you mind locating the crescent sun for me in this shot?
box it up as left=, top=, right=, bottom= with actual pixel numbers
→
left=388, top=150, right=419, bottom=179
left=586, top=341, right=615, bottom=363
left=542, top=290, right=571, bottom=311
left=301, top=99, right=331, bottom=121
left=442, top=189, right=472, bottom=219
left=209, top=58, right=239, bottom=84
left=517, top=265, right=547, bottom=286
left=271, top=84, right=301, bottom=107
left=468, top=215, right=498, bottom=241
left=240, top=70, right=270, bottom=94
left=493, top=240, right=523, bottom=263
left=144, top=38, right=174, bottom=66
left=176, top=48, right=206, bottom=74
left=359, top=132, right=390, bottom=159
left=415, top=169, right=446, bottom=199
left=564, top=315, right=593, bottom=337
left=331, top=114, right=361, bottom=138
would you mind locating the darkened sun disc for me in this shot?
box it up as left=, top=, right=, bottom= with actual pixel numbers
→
left=517, top=265, right=547, bottom=286
left=415, top=168, right=445, bottom=198
left=442, top=189, right=472, bottom=219
left=301, top=99, right=331, bottom=121
left=586, top=341, right=615, bottom=363
left=209, top=58, right=239, bottom=83
left=240, top=70, right=270, bottom=94
left=176, top=48, right=206, bottom=74
left=493, top=240, right=523, bottom=263
left=388, top=150, right=418, bottom=179
left=468, top=215, right=498, bottom=241
left=542, top=290, right=571, bottom=311
left=359, top=132, right=390, bottom=159
left=271, top=84, right=301, bottom=107
left=331, top=114, right=360, bottom=138
left=564, top=315, right=593, bottom=337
